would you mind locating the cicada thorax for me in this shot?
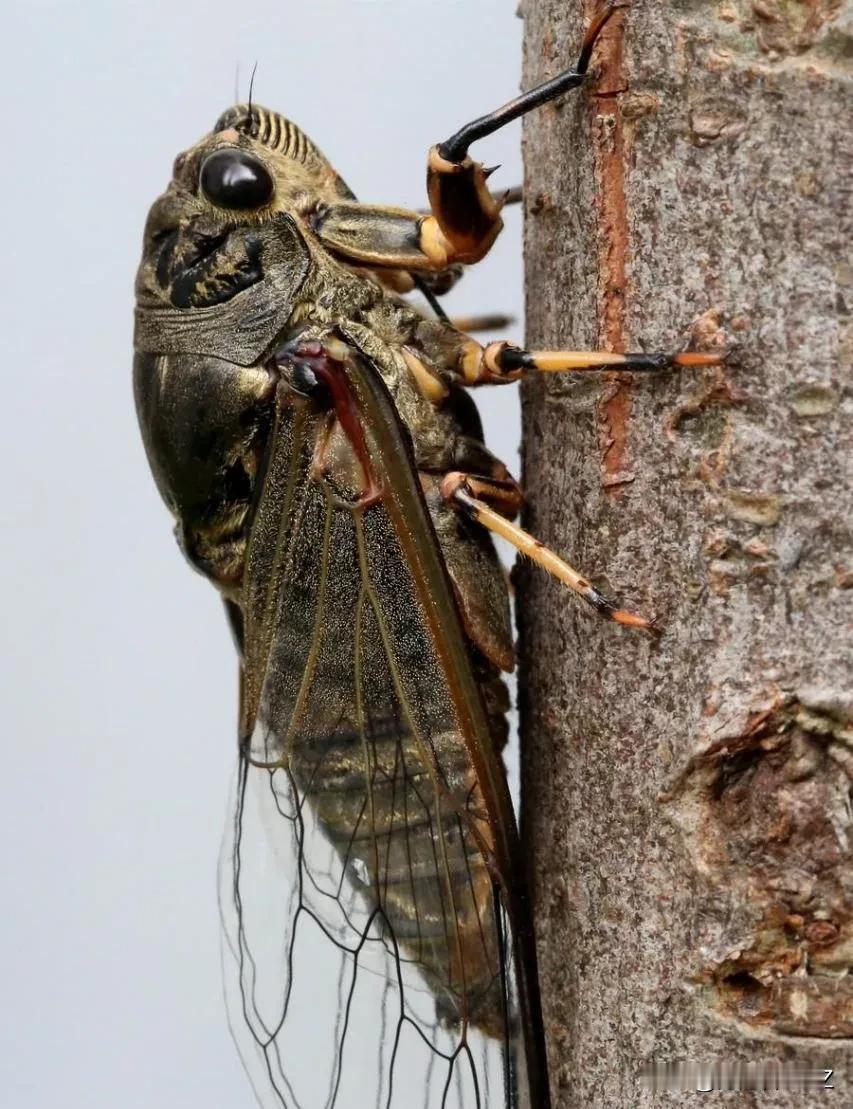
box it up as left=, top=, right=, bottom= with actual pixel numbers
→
left=132, top=209, right=302, bottom=595
left=133, top=350, right=277, bottom=591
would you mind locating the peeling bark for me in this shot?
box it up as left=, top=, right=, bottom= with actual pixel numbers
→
left=518, top=1, right=852, bottom=1104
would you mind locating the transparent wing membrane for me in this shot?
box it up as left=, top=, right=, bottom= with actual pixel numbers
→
left=220, top=760, right=520, bottom=1109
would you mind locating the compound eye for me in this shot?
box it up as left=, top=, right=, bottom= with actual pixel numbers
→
left=199, top=148, right=274, bottom=210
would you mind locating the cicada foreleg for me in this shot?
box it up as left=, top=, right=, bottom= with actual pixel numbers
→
left=441, top=470, right=657, bottom=632
left=424, top=2, right=625, bottom=264
left=310, top=5, right=621, bottom=273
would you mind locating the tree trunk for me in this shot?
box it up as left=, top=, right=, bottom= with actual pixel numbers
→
left=517, top=2, right=852, bottom=1105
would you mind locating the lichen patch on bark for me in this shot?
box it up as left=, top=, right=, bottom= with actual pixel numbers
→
left=711, top=0, right=846, bottom=55
left=750, top=0, right=845, bottom=54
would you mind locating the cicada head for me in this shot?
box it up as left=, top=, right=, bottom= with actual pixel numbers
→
left=135, top=103, right=352, bottom=319
left=136, top=105, right=338, bottom=317
left=157, top=103, right=353, bottom=236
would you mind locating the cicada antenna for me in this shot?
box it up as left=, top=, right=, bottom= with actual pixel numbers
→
left=247, top=61, right=258, bottom=127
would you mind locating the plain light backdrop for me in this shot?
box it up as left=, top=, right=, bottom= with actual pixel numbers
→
left=0, top=2, right=541, bottom=1106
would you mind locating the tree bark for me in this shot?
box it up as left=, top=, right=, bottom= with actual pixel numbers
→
left=518, top=2, right=852, bottom=1105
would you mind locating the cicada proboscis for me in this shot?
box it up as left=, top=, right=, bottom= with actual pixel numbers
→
left=133, top=5, right=722, bottom=1107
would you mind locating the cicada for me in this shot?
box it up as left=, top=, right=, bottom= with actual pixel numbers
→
left=133, top=6, right=720, bottom=1107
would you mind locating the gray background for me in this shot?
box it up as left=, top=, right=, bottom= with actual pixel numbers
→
left=2, top=2, right=531, bottom=1105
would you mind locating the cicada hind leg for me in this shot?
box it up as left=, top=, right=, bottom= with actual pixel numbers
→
left=440, top=471, right=657, bottom=632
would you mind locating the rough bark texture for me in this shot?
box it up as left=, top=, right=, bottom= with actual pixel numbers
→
left=518, top=2, right=852, bottom=1105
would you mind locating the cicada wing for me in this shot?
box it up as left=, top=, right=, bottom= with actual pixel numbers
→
left=221, top=344, right=546, bottom=1109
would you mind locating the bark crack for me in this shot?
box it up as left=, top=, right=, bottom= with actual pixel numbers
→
left=588, top=4, right=632, bottom=497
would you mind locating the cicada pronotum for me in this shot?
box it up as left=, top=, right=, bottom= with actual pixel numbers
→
left=133, top=5, right=721, bottom=1106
